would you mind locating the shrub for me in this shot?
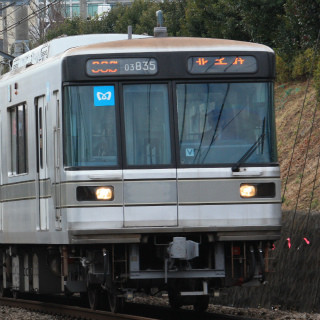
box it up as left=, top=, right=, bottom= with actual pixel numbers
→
left=292, top=48, right=318, bottom=80
left=314, top=60, right=320, bottom=99
left=276, top=54, right=291, bottom=83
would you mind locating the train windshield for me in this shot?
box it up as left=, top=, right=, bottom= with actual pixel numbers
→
left=122, top=84, right=172, bottom=166
left=176, top=82, right=277, bottom=165
left=63, top=86, right=119, bottom=167
left=63, top=82, right=277, bottom=169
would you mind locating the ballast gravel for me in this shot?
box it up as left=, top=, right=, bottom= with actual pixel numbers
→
left=132, top=295, right=320, bottom=320
left=0, top=306, right=65, bottom=320
left=2, top=300, right=320, bottom=320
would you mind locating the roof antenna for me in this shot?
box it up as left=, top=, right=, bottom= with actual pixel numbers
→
left=154, top=10, right=167, bottom=37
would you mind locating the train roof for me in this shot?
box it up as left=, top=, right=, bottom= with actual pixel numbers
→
left=11, top=33, right=150, bottom=71
left=10, top=35, right=274, bottom=73
left=66, top=36, right=274, bottom=56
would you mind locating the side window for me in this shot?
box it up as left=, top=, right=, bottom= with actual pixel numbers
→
left=9, top=104, right=27, bottom=175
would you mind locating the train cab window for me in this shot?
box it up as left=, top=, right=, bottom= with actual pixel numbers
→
left=123, top=84, right=172, bottom=166
left=63, top=85, right=119, bottom=168
left=176, top=82, right=277, bottom=165
left=9, top=104, right=28, bottom=175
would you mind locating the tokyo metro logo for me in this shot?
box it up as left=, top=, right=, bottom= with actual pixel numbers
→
left=94, top=86, right=115, bottom=106
left=96, top=91, right=112, bottom=101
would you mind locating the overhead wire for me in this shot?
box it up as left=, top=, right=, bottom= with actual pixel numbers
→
left=282, top=28, right=320, bottom=242
left=277, top=28, right=320, bottom=301
left=28, top=0, right=49, bottom=39
left=0, top=0, right=62, bottom=35
left=0, top=4, right=45, bottom=34
left=282, top=72, right=314, bottom=203
left=0, top=1, right=18, bottom=11
left=300, top=29, right=320, bottom=238
left=4, top=2, right=30, bottom=20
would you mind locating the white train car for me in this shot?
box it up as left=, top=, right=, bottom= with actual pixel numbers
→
left=0, top=34, right=281, bottom=312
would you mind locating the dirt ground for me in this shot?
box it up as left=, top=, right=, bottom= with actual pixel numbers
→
left=275, top=81, right=320, bottom=213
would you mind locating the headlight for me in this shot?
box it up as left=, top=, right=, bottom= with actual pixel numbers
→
left=240, top=184, right=257, bottom=198
left=77, top=186, right=114, bottom=201
left=95, top=187, right=113, bottom=200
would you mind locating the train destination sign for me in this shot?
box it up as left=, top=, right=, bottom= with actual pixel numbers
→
left=188, top=56, right=257, bottom=74
left=86, top=58, right=158, bottom=76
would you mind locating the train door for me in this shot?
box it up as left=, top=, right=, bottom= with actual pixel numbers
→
left=121, top=83, right=178, bottom=227
left=35, top=96, right=49, bottom=230
left=53, top=91, right=62, bottom=230
left=0, top=111, right=2, bottom=231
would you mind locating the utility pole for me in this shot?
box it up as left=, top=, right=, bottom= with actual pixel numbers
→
left=0, top=3, right=3, bottom=52
left=0, top=0, right=29, bottom=56
left=80, top=0, right=87, bottom=19
left=1, top=2, right=8, bottom=54
left=14, top=4, right=29, bottom=56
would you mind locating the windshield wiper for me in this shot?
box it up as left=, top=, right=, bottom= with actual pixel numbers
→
left=232, top=119, right=265, bottom=172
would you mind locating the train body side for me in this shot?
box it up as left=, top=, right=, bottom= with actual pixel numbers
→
left=0, top=53, right=67, bottom=244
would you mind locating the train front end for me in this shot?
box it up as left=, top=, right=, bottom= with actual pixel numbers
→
left=61, top=37, right=281, bottom=311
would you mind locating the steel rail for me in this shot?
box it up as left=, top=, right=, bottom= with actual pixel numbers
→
left=0, top=297, right=261, bottom=320
left=0, top=297, right=158, bottom=320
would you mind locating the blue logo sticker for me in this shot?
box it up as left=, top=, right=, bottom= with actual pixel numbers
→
left=94, top=86, right=115, bottom=107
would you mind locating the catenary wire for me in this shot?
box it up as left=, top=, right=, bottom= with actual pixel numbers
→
left=0, top=0, right=62, bottom=35
left=281, top=28, right=320, bottom=239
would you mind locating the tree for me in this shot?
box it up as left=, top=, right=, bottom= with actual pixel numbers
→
left=275, top=0, right=320, bottom=57
left=234, top=0, right=285, bottom=46
left=182, top=0, right=284, bottom=43
left=27, top=0, right=66, bottom=46
left=160, top=0, right=187, bottom=36
left=41, top=0, right=320, bottom=68
left=103, top=0, right=160, bottom=35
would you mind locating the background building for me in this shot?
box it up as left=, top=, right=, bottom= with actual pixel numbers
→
left=65, top=0, right=132, bottom=18
left=0, top=0, right=135, bottom=59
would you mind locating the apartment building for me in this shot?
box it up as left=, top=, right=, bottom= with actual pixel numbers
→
left=0, top=0, right=136, bottom=58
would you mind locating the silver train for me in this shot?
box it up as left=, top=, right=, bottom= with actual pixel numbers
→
left=0, top=34, right=281, bottom=312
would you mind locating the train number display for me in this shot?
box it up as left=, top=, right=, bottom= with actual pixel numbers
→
left=188, top=56, right=257, bottom=74
left=86, top=58, right=158, bottom=76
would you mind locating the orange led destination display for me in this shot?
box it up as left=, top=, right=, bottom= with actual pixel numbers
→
left=87, top=58, right=157, bottom=76
left=188, top=56, right=257, bottom=74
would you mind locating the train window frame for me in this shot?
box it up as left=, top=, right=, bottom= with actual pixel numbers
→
left=8, top=103, right=28, bottom=176
left=120, top=81, right=176, bottom=169
left=62, top=82, right=122, bottom=170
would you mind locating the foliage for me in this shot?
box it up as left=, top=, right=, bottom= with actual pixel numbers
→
left=44, top=16, right=114, bottom=42
left=292, top=48, right=318, bottom=80
left=160, top=0, right=187, bottom=36
left=314, top=60, right=320, bottom=99
left=276, top=54, right=292, bottom=83
left=183, top=0, right=248, bottom=39
left=104, top=0, right=160, bottom=35
left=235, top=0, right=285, bottom=44
left=45, top=0, right=288, bottom=43
left=42, top=0, right=320, bottom=85
left=275, top=0, right=320, bottom=57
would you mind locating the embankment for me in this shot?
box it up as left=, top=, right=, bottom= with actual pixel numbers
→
left=218, top=212, right=320, bottom=312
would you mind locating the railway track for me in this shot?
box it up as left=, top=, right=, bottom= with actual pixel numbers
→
left=0, top=297, right=154, bottom=320
left=0, top=296, right=260, bottom=320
